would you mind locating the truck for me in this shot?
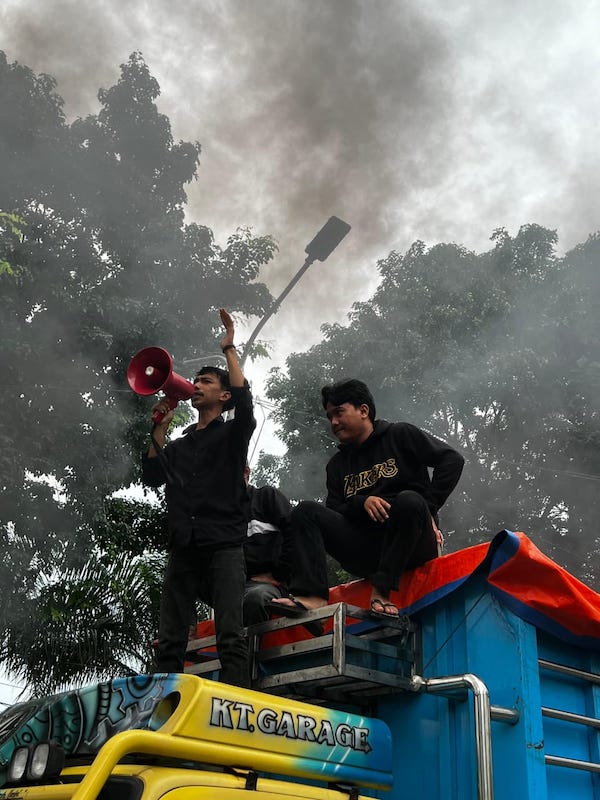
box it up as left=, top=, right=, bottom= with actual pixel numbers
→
left=0, top=529, right=598, bottom=799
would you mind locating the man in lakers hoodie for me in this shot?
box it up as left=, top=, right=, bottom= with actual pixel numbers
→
left=271, top=378, right=464, bottom=617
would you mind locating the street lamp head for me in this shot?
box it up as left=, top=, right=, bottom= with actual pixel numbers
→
left=304, top=216, right=351, bottom=262
left=240, top=216, right=351, bottom=369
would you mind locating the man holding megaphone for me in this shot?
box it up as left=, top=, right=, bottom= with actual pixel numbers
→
left=141, top=308, right=255, bottom=688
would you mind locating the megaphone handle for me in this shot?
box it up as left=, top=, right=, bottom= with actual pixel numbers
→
left=151, top=397, right=178, bottom=424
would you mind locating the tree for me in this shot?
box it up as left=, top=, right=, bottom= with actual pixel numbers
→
left=0, top=51, right=277, bottom=690
left=261, top=225, right=600, bottom=586
left=1, top=554, right=164, bottom=696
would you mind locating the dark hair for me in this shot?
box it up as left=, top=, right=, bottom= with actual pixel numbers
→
left=320, top=379, right=376, bottom=422
left=195, top=366, right=234, bottom=410
left=196, top=365, right=231, bottom=389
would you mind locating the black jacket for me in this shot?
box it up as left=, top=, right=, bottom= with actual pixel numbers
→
left=142, top=384, right=256, bottom=551
left=244, top=484, right=291, bottom=583
left=325, top=419, right=464, bottom=523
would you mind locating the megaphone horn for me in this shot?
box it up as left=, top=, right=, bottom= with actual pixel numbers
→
left=127, top=346, right=195, bottom=424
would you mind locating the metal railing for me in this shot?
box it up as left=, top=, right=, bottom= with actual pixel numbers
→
left=539, top=658, right=600, bottom=777
left=410, top=673, right=519, bottom=800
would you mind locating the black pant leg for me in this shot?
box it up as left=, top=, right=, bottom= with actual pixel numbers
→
left=288, top=501, right=349, bottom=598
left=203, top=546, right=250, bottom=688
left=370, top=490, right=438, bottom=595
left=289, top=501, right=380, bottom=594
left=155, top=548, right=198, bottom=673
left=243, top=580, right=283, bottom=625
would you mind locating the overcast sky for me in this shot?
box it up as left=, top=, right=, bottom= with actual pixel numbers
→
left=2, top=0, right=599, bottom=372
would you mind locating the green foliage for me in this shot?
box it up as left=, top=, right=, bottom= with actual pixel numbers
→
left=93, top=497, right=167, bottom=557
left=0, top=212, right=26, bottom=275
left=0, top=50, right=277, bottom=692
left=261, top=225, right=600, bottom=586
left=0, top=555, right=164, bottom=696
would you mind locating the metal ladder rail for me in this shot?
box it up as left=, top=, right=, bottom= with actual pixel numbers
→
left=410, top=673, right=520, bottom=800
left=538, top=658, right=600, bottom=776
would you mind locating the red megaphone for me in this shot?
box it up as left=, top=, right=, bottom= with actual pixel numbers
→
left=127, top=346, right=195, bottom=424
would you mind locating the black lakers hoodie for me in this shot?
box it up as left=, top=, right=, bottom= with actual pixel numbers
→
left=325, top=420, right=464, bottom=523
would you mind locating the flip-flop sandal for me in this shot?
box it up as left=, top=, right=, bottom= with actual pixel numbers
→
left=267, top=596, right=324, bottom=637
left=369, top=598, right=400, bottom=618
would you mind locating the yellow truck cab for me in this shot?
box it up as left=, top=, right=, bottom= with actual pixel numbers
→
left=0, top=673, right=393, bottom=800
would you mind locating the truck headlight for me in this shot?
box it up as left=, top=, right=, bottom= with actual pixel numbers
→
left=8, top=742, right=65, bottom=783
left=7, top=746, right=29, bottom=782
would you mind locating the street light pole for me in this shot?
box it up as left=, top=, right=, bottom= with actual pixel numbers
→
left=239, top=253, right=313, bottom=370
left=239, top=215, right=351, bottom=369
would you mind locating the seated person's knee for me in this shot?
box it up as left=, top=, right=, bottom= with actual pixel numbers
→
left=390, top=489, right=429, bottom=516
left=243, top=586, right=269, bottom=623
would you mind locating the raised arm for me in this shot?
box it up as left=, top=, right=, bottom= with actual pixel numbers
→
left=219, top=308, right=244, bottom=387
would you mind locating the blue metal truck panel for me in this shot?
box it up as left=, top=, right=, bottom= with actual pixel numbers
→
left=377, top=572, right=599, bottom=799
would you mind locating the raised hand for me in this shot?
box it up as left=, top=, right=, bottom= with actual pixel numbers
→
left=219, top=308, right=235, bottom=351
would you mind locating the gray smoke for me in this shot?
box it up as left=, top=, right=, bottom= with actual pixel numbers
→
left=1, top=0, right=599, bottom=443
